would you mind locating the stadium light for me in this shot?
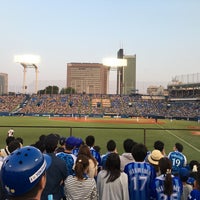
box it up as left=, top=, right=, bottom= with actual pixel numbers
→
left=14, top=54, right=40, bottom=65
left=14, top=54, right=40, bottom=94
left=102, top=58, right=127, bottom=68
left=102, top=57, right=127, bottom=95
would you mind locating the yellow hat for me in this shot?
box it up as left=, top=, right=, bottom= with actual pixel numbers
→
left=148, top=150, right=164, bottom=165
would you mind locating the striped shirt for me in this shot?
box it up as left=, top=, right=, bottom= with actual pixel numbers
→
left=64, top=175, right=98, bottom=200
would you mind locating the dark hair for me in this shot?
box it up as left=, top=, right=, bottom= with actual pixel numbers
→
left=189, top=160, right=199, bottom=171
left=31, top=135, right=47, bottom=152
left=175, top=143, right=183, bottom=152
left=179, top=168, right=189, bottom=182
left=6, top=136, right=15, bottom=146
left=154, top=140, right=164, bottom=151
left=16, top=137, right=23, bottom=145
left=65, top=143, right=74, bottom=151
left=8, top=140, right=21, bottom=153
left=106, top=140, right=116, bottom=152
left=159, top=157, right=173, bottom=196
left=78, top=144, right=97, bottom=166
left=59, top=137, right=66, bottom=146
left=39, top=134, right=47, bottom=142
left=104, top=153, right=121, bottom=183
left=123, top=138, right=137, bottom=153
left=131, top=143, right=147, bottom=162
left=44, top=133, right=59, bottom=153
left=85, top=135, right=95, bottom=147
left=75, top=155, right=89, bottom=180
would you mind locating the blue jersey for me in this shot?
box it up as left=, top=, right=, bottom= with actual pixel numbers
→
left=188, top=189, right=200, bottom=200
left=90, top=147, right=101, bottom=166
left=124, top=162, right=156, bottom=200
left=151, top=174, right=183, bottom=200
left=101, top=153, right=110, bottom=169
left=72, top=148, right=79, bottom=157
left=56, top=152, right=75, bottom=176
left=168, top=151, right=187, bottom=175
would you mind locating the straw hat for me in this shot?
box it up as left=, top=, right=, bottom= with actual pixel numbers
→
left=148, top=150, right=164, bottom=165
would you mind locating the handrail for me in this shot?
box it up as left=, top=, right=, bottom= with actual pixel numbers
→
left=1, top=125, right=200, bottom=145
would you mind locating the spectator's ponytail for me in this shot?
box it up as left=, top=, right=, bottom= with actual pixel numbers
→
left=159, top=157, right=173, bottom=196
left=74, top=155, right=89, bottom=180
left=164, top=169, right=173, bottom=196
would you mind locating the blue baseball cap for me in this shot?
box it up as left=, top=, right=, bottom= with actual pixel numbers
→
left=179, top=167, right=190, bottom=178
left=65, top=136, right=77, bottom=148
left=75, top=138, right=83, bottom=148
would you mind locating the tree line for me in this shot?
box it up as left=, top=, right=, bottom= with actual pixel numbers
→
left=37, top=86, right=76, bottom=95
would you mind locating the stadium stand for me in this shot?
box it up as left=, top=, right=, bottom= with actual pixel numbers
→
left=0, top=93, right=199, bottom=120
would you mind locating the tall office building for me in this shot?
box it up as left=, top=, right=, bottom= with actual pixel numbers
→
left=117, top=49, right=136, bottom=95
left=67, top=63, right=108, bottom=94
left=0, top=73, right=8, bottom=95
left=123, top=54, right=136, bottom=94
left=117, top=49, right=124, bottom=95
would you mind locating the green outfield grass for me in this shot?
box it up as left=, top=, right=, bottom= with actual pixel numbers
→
left=0, top=116, right=199, bottom=162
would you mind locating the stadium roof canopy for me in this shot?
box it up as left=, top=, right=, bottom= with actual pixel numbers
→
left=168, top=82, right=200, bottom=90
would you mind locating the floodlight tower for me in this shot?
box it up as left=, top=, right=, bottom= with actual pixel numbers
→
left=14, top=55, right=40, bottom=94
left=102, top=57, right=127, bottom=95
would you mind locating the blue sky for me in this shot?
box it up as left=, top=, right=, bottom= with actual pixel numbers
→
left=0, top=0, right=200, bottom=93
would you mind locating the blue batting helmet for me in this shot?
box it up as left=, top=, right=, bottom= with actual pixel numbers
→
left=1, top=146, right=51, bottom=196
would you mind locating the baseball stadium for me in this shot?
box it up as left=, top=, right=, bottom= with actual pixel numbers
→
left=1, top=3, right=200, bottom=199
left=0, top=73, right=200, bottom=162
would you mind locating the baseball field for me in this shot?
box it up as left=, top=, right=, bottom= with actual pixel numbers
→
left=0, top=116, right=199, bottom=162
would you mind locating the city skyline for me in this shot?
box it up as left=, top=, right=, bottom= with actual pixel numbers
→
left=0, top=1, right=200, bottom=94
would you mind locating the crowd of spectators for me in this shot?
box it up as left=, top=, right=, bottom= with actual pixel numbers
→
left=0, top=133, right=199, bottom=199
left=0, top=94, right=25, bottom=113
left=0, top=94, right=199, bottom=119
